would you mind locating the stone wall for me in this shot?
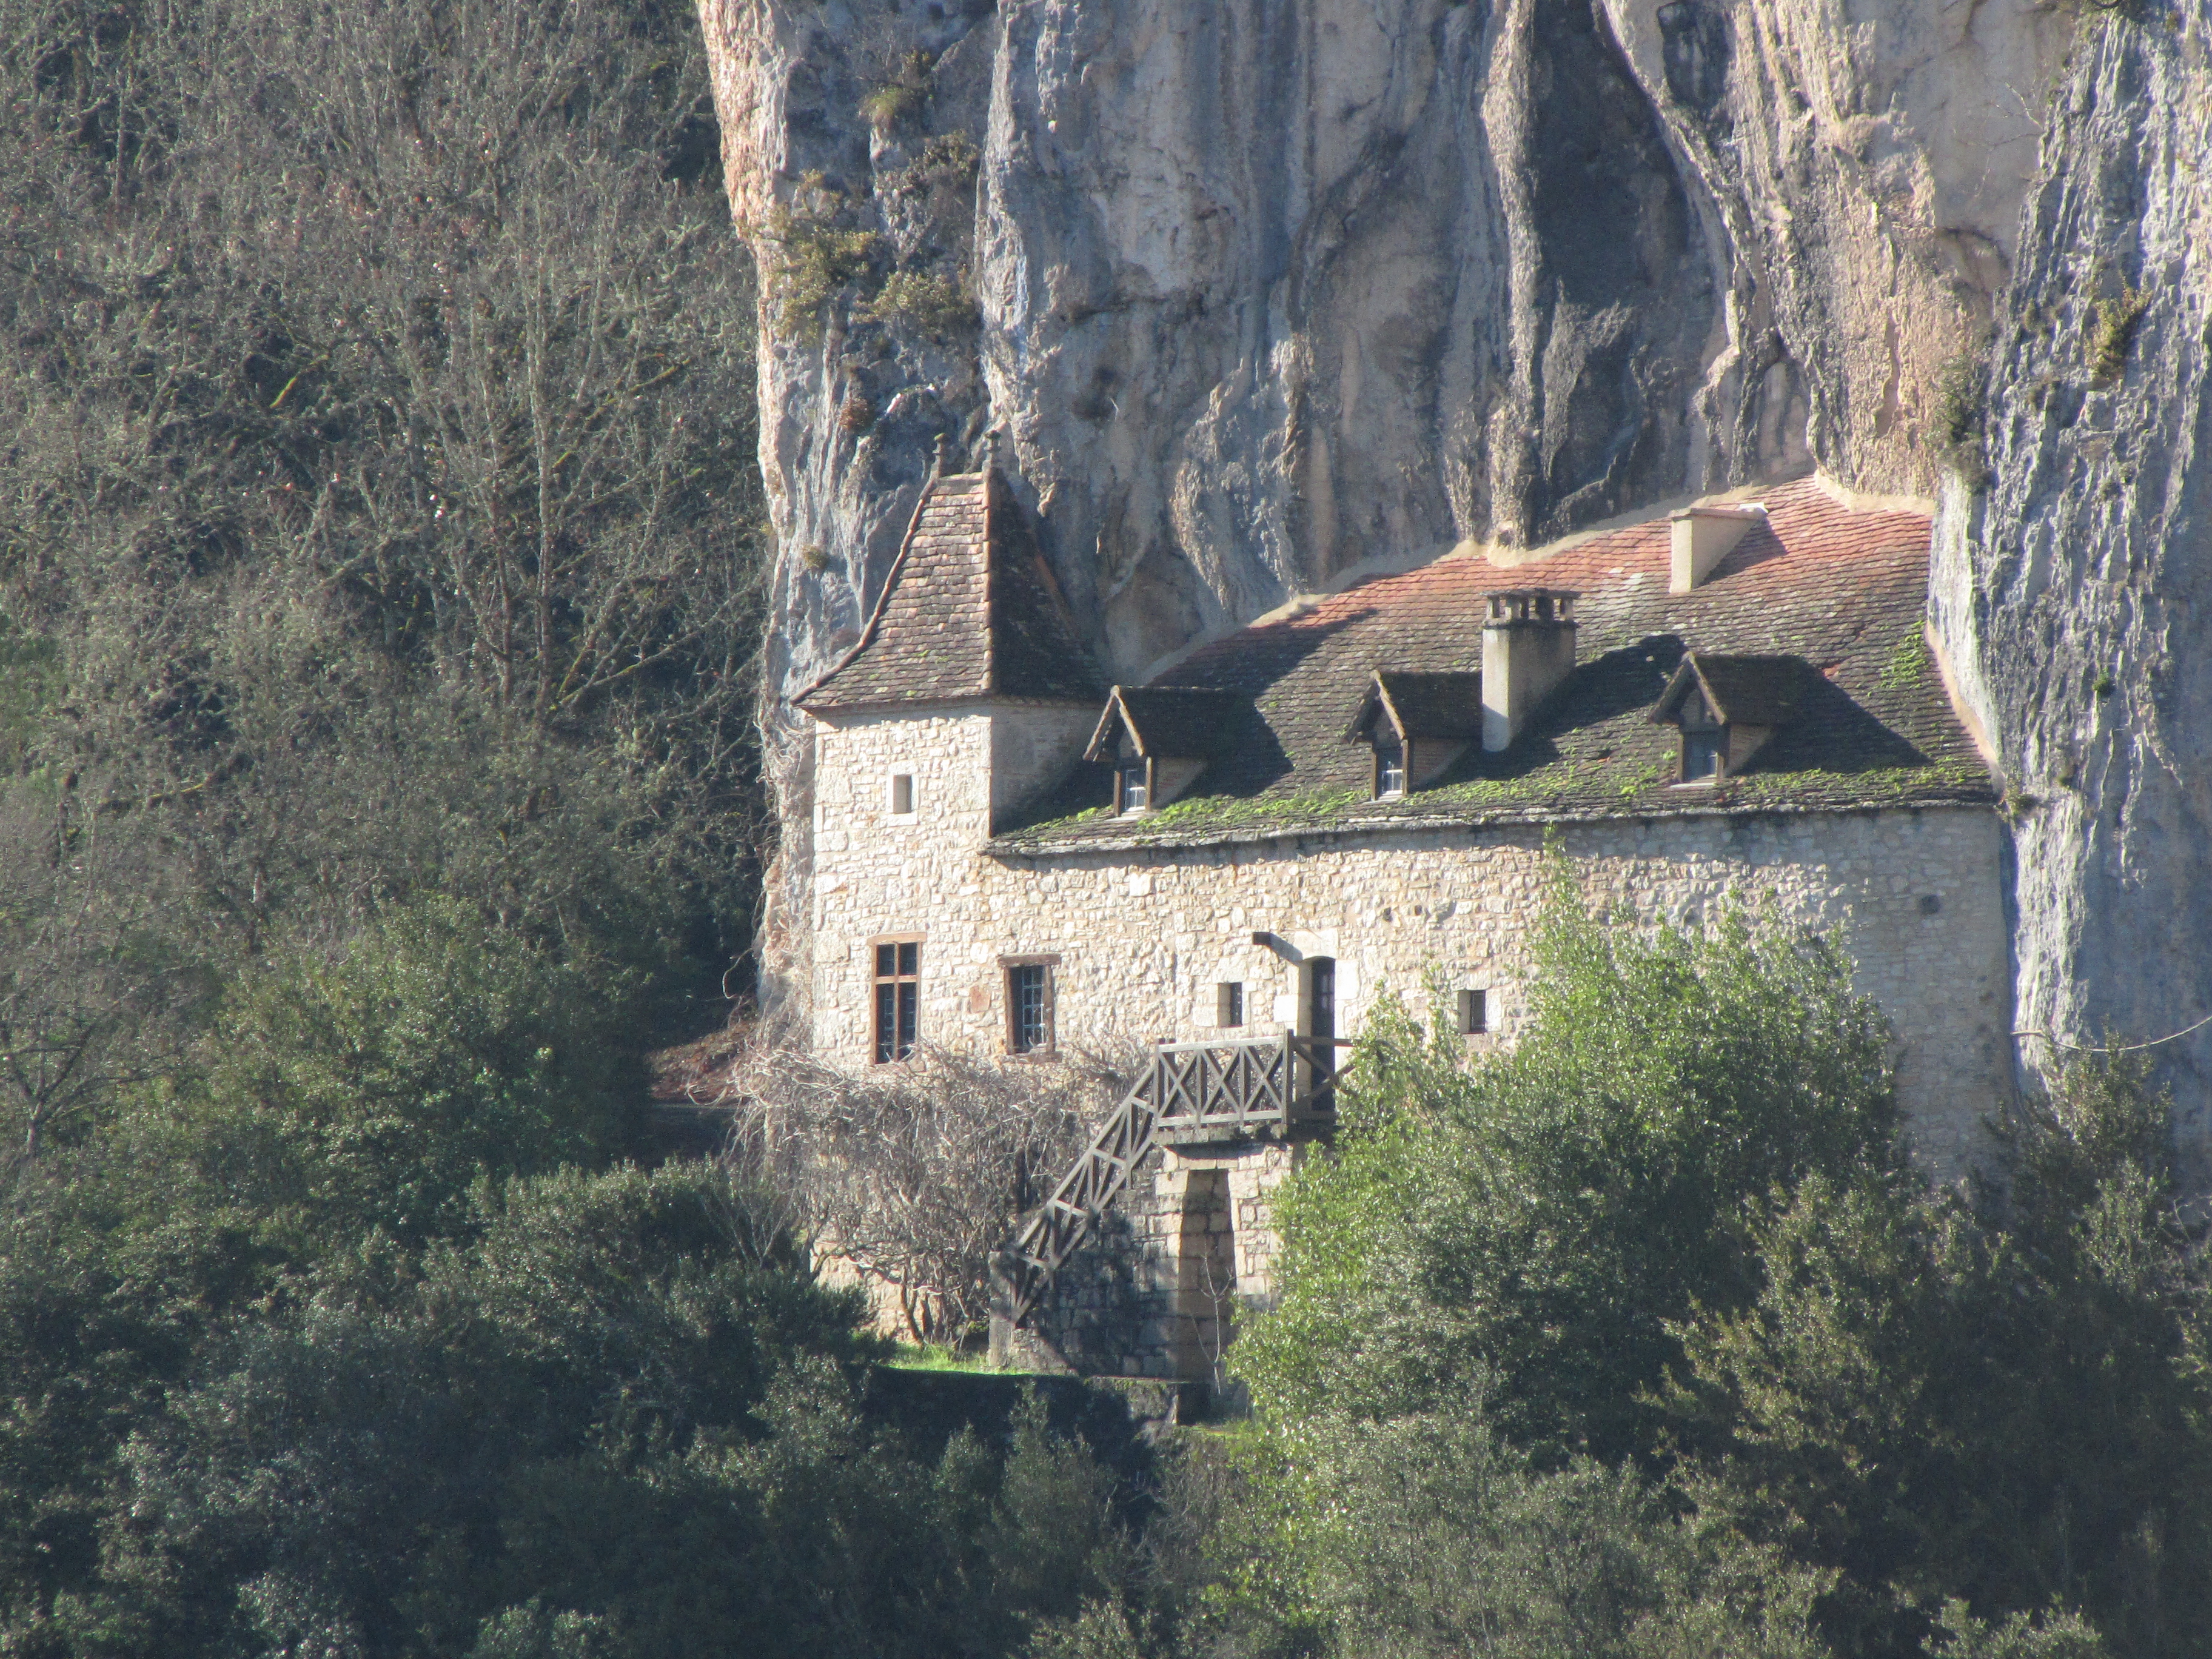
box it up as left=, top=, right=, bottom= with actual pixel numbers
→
left=998, top=1141, right=1298, bottom=1384
left=811, top=700, right=2013, bottom=1376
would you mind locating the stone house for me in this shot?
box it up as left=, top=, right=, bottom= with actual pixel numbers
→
left=792, top=459, right=2009, bottom=1378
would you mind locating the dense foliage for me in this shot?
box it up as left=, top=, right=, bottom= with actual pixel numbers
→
left=1238, top=890, right=1903, bottom=1460
left=0, top=0, right=766, bottom=1174
left=4, top=2, right=2208, bottom=1657
left=1206, top=880, right=2212, bottom=1659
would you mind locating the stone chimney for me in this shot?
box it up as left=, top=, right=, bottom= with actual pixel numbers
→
left=1669, top=503, right=1766, bottom=592
left=1481, top=589, right=1578, bottom=752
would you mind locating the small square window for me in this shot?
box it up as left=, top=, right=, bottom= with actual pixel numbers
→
left=1118, top=763, right=1149, bottom=813
left=1680, top=731, right=1723, bottom=782
left=888, top=773, right=915, bottom=815
left=1216, top=982, right=1244, bottom=1028
left=1458, top=988, right=1489, bottom=1036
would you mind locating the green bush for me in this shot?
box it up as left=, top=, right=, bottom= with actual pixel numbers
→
left=1668, top=1054, right=2212, bottom=1658
left=181, top=897, right=643, bottom=1248
left=1208, top=1412, right=1830, bottom=1659
left=1236, top=873, right=1903, bottom=1460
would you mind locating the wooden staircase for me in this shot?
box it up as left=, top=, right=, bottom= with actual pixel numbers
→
left=996, top=1034, right=1344, bottom=1330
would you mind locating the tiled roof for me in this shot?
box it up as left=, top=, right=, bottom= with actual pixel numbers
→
left=795, top=469, right=1102, bottom=712
left=1346, top=671, right=1487, bottom=743
left=1655, top=654, right=1806, bottom=727
left=992, top=477, right=1995, bottom=852
left=1085, top=686, right=1252, bottom=762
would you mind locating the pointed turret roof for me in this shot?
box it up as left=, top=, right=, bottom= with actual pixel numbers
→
left=794, top=465, right=1102, bottom=713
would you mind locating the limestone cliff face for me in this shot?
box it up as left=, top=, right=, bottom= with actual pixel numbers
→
left=1931, top=7, right=2212, bottom=1176
left=700, top=0, right=2208, bottom=1118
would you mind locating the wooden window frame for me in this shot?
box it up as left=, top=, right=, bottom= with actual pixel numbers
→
left=1000, top=954, right=1060, bottom=1056
left=1458, top=987, right=1489, bottom=1036
left=1216, top=980, right=1245, bottom=1028
left=1373, top=729, right=1407, bottom=799
left=887, top=772, right=916, bottom=817
left=1115, top=758, right=1152, bottom=814
left=1675, top=686, right=1725, bottom=783
left=870, top=934, right=923, bottom=1063
left=1678, top=728, right=1724, bottom=783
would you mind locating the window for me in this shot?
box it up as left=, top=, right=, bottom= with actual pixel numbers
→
left=1118, top=762, right=1149, bottom=813
left=1458, top=987, right=1489, bottom=1035
left=1006, top=960, right=1054, bottom=1054
left=888, top=773, right=915, bottom=816
left=1681, top=729, right=1723, bottom=782
left=873, top=940, right=919, bottom=1062
left=1375, top=731, right=1406, bottom=798
left=1216, top=981, right=1244, bottom=1028
left=1677, top=685, right=1723, bottom=782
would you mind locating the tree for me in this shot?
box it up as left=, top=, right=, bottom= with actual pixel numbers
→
left=1666, top=1055, right=2212, bottom=1659
left=174, top=897, right=644, bottom=1250
left=1198, top=1410, right=1831, bottom=1659
left=0, top=0, right=768, bottom=1054
left=741, top=1044, right=1139, bottom=1344
left=1236, top=874, right=1905, bottom=1461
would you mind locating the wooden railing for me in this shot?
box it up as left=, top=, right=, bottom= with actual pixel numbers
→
left=996, top=1034, right=1343, bottom=1330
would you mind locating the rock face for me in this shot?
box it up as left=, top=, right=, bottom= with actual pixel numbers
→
left=700, top=0, right=2211, bottom=1131
left=1931, top=7, right=2212, bottom=1179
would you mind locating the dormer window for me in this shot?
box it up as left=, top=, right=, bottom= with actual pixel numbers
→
left=1651, top=653, right=1803, bottom=786
left=1343, top=670, right=1483, bottom=800
left=1118, top=762, right=1150, bottom=813
left=1375, top=731, right=1406, bottom=799
left=1084, top=685, right=1247, bottom=816
left=1678, top=689, right=1723, bottom=783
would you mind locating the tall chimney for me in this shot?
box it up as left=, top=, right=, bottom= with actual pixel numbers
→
left=1481, top=589, right=1578, bottom=752
left=1669, top=503, right=1766, bottom=592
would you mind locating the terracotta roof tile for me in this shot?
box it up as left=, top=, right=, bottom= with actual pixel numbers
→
left=993, top=477, right=1994, bottom=850
left=795, top=470, right=1102, bottom=711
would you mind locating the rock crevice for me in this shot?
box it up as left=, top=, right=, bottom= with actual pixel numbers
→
left=700, top=0, right=2210, bottom=1142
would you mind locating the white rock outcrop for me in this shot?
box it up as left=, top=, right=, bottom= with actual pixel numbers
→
left=699, top=0, right=2211, bottom=1137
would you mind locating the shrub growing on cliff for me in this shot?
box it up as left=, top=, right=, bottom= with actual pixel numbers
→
left=762, top=173, right=885, bottom=341
left=1236, top=879, right=1903, bottom=1460
left=1931, top=348, right=1992, bottom=486
left=2087, top=288, right=2150, bottom=384
left=859, top=268, right=979, bottom=340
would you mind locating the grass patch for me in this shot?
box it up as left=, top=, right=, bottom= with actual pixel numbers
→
left=859, top=50, right=934, bottom=134
left=884, top=1342, right=1000, bottom=1373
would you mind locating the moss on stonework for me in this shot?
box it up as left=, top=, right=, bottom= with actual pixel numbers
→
left=1145, top=785, right=1368, bottom=831
left=1734, top=760, right=1985, bottom=803
left=997, top=753, right=1991, bottom=848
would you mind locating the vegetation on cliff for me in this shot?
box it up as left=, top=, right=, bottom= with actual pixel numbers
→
left=5, top=2, right=2209, bottom=1657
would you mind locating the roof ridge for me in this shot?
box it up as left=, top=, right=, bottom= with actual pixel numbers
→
left=794, top=477, right=940, bottom=707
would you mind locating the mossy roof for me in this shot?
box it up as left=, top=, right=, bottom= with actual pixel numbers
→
left=990, top=477, right=1994, bottom=855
